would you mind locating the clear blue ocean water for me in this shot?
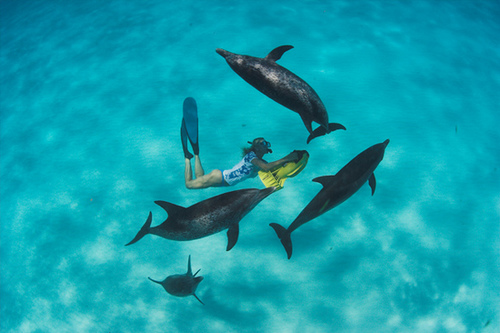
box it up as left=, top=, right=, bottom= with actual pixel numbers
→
left=1, top=1, right=499, bottom=332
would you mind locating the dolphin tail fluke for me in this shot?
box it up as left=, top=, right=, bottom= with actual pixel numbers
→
left=328, top=122, right=347, bottom=132
left=306, top=123, right=346, bottom=144
left=125, top=212, right=152, bottom=246
left=269, top=223, right=293, bottom=259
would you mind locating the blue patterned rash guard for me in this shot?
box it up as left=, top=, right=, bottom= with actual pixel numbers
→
left=222, top=151, right=259, bottom=186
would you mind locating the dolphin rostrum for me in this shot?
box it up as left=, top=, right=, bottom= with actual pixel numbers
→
left=126, top=187, right=275, bottom=250
left=270, top=139, right=390, bottom=259
left=216, top=45, right=345, bottom=143
left=149, top=255, right=204, bottom=305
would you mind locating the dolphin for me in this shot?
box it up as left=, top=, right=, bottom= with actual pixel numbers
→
left=149, top=255, right=204, bottom=305
left=126, top=187, right=275, bottom=250
left=270, top=139, right=390, bottom=259
left=216, top=45, right=345, bottom=143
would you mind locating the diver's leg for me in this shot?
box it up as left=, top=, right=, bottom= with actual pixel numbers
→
left=185, top=158, right=193, bottom=183
left=194, top=155, right=205, bottom=178
left=185, top=169, right=223, bottom=189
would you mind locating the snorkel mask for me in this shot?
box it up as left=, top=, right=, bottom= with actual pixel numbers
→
left=248, top=139, right=273, bottom=153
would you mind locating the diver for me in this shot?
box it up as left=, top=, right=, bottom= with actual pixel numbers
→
left=181, top=98, right=298, bottom=189
left=183, top=137, right=298, bottom=189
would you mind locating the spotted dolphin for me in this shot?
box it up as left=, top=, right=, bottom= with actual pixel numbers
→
left=270, top=140, right=390, bottom=259
left=126, top=187, right=275, bottom=250
left=216, top=45, right=345, bottom=143
left=149, top=255, right=204, bottom=305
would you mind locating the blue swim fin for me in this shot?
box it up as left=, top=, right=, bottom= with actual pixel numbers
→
left=183, top=97, right=199, bottom=155
left=180, top=119, right=193, bottom=159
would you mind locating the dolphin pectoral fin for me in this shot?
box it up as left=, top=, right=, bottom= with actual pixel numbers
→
left=148, top=277, right=163, bottom=285
left=369, top=173, right=376, bottom=195
left=154, top=201, right=185, bottom=217
left=193, top=293, right=205, bottom=305
left=299, top=114, right=314, bottom=135
left=307, top=123, right=346, bottom=144
left=125, top=212, right=153, bottom=246
left=270, top=223, right=293, bottom=259
left=265, top=45, right=294, bottom=62
left=226, top=224, right=239, bottom=251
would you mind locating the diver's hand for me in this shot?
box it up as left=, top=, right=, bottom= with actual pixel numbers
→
left=286, top=151, right=299, bottom=162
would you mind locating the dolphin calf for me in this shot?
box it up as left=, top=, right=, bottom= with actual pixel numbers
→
left=270, top=139, right=390, bottom=259
left=149, top=255, right=204, bottom=305
left=126, top=187, right=275, bottom=250
left=216, top=45, right=345, bottom=143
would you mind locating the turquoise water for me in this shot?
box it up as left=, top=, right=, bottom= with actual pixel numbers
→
left=1, top=0, right=499, bottom=332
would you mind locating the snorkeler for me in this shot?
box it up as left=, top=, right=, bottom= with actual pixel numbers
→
left=181, top=98, right=298, bottom=189
left=184, top=137, right=298, bottom=189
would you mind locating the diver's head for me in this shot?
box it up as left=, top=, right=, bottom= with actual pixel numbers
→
left=245, top=137, right=273, bottom=156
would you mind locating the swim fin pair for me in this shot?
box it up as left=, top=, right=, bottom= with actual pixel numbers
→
left=181, top=97, right=199, bottom=159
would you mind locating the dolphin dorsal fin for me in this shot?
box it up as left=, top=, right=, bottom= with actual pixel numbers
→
left=154, top=200, right=185, bottom=216
left=312, top=175, right=337, bottom=188
left=187, top=255, right=192, bottom=275
left=265, top=45, right=294, bottom=62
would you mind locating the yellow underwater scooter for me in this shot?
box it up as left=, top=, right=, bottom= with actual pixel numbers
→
left=258, top=150, right=309, bottom=190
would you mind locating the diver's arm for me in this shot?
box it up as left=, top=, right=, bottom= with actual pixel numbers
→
left=252, top=152, right=298, bottom=171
